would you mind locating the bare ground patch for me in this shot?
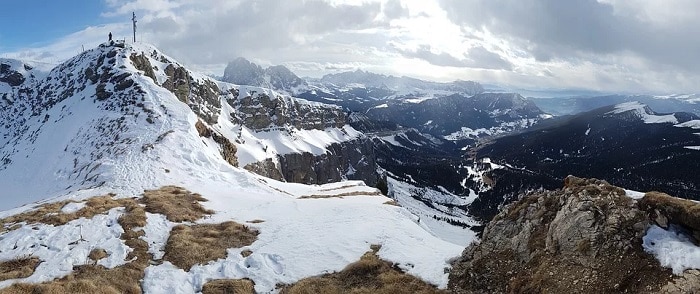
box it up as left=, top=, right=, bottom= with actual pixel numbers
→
left=201, top=278, right=255, bottom=294
left=0, top=256, right=41, bottom=282
left=279, top=246, right=445, bottom=294
left=163, top=221, right=259, bottom=270
left=140, top=185, right=214, bottom=222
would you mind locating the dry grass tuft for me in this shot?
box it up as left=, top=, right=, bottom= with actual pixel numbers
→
left=0, top=256, right=41, bottom=282
left=0, top=194, right=134, bottom=232
left=280, top=246, right=444, bottom=294
left=163, top=221, right=259, bottom=270
left=1, top=197, right=151, bottom=294
left=0, top=186, right=256, bottom=293
left=241, top=249, right=253, bottom=258
left=383, top=200, right=400, bottom=206
left=298, top=191, right=383, bottom=199
left=140, top=186, right=214, bottom=222
left=201, top=278, right=255, bottom=294
left=88, top=249, right=108, bottom=262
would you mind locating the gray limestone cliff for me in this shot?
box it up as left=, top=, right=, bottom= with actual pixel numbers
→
left=449, top=176, right=700, bottom=294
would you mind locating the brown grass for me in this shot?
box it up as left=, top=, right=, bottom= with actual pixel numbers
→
left=318, top=185, right=360, bottom=192
left=163, top=221, right=259, bottom=270
left=241, top=249, right=253, bottom=258
left=280, top=246, right=444, bottom=294
left=88, top=249, right=108, bottom=262
left=383, top=200, right=400, bottom=206
left=201, top=279, right=255, bottom=294
left=0, top=194, right=135, bottom=232
left=140, top=186, right=214, bottom=222
left=0, top=186, right=254, bottom=293
left=0, top=256, right=41, bottom=282
left=639, top=191, right=700, bottom=232
left=1, top=197, right=150, bottom=294
left=298, top=191, right=383, bottom=199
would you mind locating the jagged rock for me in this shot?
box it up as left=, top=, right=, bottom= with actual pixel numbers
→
left=163, top=64, right=190, bottom=103
left=449, top=176, right=673, bottom=293
left=244, top=138, right=378, bottom=186
left=129, top=53, right=156, bottom=83
left=95, top=83, right=112, bottom=101
left=229, top=92, right=346, bottom=130
left=0, top=63, right=26, bottom=87
left=221, top=58, right=306, bottom=93
left=195, top=120, right=238, bottom=167
left=243, top=159, right=284, bottom=181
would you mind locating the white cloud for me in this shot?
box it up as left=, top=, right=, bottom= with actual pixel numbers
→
left=3, top=0, right=700, bottom=93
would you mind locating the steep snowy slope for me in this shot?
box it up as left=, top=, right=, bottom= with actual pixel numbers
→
left=0, top=42, right=472, bottom=292
left=0, top=42, right=369, bottom=207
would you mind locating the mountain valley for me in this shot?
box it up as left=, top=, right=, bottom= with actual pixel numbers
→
left=2, top=43, right=700, bottom=293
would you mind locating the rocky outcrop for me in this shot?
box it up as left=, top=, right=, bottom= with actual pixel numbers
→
left=244, top=138, right=378, bottom=186
left=195, top=120, right=238, bottom=167
left=449, top=176, right=676, bottom=293
left=227, top=91, right=346, bottom=130
left=129, top=52, right=157, bottom=83
left=221, top=58, right=306, bottom=94
left=130, top=51, right=221, bottom=124
left=0, top=63, right=26, bottom=87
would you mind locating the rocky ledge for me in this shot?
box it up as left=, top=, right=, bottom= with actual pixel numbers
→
left=449, top=176, right=700, bottom=293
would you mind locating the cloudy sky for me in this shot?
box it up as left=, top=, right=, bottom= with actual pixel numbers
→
left=2, top=0, right=700, bottom=94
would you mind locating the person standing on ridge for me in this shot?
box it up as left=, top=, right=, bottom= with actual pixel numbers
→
left=108, top=32, right=113, bottom=42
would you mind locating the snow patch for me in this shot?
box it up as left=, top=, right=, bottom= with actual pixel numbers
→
left=624, top=189, right=645, bottom=199
left=60, top=202, right=86, bottom=214
left=643, top=225, right=700, bottom=275
left=0, top=208, right=130, bottom=288
left=675, top=120, right=700, bottom=129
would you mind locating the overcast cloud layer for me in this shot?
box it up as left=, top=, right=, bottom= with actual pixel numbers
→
left=3, top=0, right=700, bottom=94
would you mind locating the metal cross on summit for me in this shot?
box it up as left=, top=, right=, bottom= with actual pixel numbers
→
left=132, top=12, right=137, bottom=43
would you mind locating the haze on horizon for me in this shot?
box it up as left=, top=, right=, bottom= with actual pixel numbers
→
left=2, top=0, right=700, bottom=95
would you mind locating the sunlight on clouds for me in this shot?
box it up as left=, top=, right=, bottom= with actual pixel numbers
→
left=3, top=0, right=700, bottom=93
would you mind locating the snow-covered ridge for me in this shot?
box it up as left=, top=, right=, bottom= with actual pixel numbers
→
left=0, top=42, right=362, bottom=207
left=0, top=42, right=471, bottom=292
left=607, top=101, right=679, bottom=124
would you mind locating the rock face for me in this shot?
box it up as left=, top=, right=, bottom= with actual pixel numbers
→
left=226, top=90, right=346, bottom=131
left=195, top=120, right=238, bottom=167
left=221, top=58, right=306, bottom=94
left=131, top=51, right=221, bottom=124
left=449, top=176, right=676, bottom=293
left=243, top=138, right=378, bottom=186
left=0, top=63, right=26, bottom=87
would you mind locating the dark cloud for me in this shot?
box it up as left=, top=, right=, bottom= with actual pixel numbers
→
left=396, top=44, right=512, bottom=70
left=465, top=46, right=513, bottom=70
